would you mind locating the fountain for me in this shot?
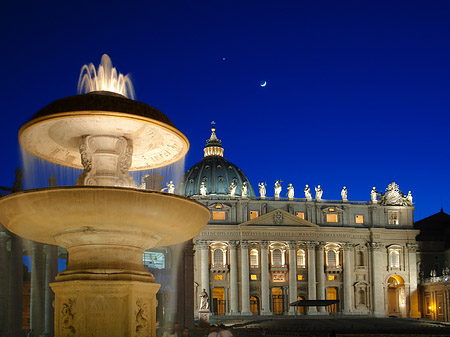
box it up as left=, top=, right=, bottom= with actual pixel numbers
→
left=0, top=55, right=210, bottom=337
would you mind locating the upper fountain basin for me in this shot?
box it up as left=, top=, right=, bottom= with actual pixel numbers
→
left=0, top=186, right=210, bottom=248
left=19, top=92, right=189, bottom=170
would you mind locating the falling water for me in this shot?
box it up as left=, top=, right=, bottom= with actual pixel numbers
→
left=77, top=54, right=135, bottom=99
left=21, top=148, right=82, bottom=189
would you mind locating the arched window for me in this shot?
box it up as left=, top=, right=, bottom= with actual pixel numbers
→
left=250, top=249, right=259, bottom=267
left=213, top=249, right=224, bottom=267
left=272, top=249, right=282, bottom=267
left=389, top=250, right=400, bottom=269
left=327, top=250, right=337, bottom=267
left=297, top=249, right=306, bottom=268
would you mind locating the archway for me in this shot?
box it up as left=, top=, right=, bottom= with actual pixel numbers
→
left=272, top=287, right=284, bottom=315
left=250, top=296, right=260, bottom=316
left=327, top=287, right=338, bottom=313
left=387, top=275, right=406, bottom=317
left=212, top=287, right=225, bottom=316
left=297, top=296, right=305, bottom=314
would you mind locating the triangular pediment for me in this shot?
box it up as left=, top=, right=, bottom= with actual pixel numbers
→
left=240, top=209, right=318, bottom=228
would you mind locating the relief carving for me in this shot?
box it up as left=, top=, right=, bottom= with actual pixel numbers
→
left=135, top=298, right=148, bottom=337
left=61, top=298, right=76, bottom=336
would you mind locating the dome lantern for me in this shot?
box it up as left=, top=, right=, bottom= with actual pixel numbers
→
left=204, top=121, right=224, bottom=157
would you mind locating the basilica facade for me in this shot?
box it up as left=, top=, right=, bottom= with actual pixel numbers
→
left=178, top=126, right=421, bottom=318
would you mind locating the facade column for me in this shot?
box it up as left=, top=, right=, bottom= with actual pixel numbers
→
left=288, top=241, right=297, bottom=315
left=316, top=242, right=326, bottom=313
left=198, top=240, right=210, bottom=303
left=228, top=240, right=239, bottom=315
left=343, top=242, right=353, bottom=314
left=306, top=241, right=317, bottom=314
left=7, top=233, right=23, bottom=337
left=42, top=244, right=58, bottom=336
left=31, top=242, right=46, bottom=337
left=407, top=243, right=420, bottom=318
left=369, top=242, right=384, bottom=316
left=0, top=230, right=10, bottom=335
left=240, top=240, right=251, bottom=315
left=260, top=240, right=271, bottom=315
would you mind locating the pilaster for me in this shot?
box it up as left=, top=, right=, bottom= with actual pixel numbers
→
left=306, top=241, right=317, bottom=314
left=288, top=241, right=297, bottom=314
left=260, top=240, right=271, bottom=315
left=342, top=242, right=353, bottom=314
left=368, top=242, right=384, bottom=316
left=407, top=243, right=420, bottom=318
left=240, top=240, right=251, bottom=315
left=228, top=240, right=239, bottom=315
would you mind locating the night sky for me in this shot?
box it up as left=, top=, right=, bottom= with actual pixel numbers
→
left=1, top=0, right=449, bottom=221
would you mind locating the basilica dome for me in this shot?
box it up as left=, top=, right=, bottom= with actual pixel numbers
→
left=178, top=124, right=255, bottom=198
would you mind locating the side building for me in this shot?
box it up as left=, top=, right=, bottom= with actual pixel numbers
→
left=178, top=126, right=420, bottom=318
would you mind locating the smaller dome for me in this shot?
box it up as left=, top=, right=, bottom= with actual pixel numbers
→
left=178, top=123, right=255, bottom=198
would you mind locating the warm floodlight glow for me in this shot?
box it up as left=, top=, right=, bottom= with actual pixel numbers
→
left=78, top=54, right=135, bottom=99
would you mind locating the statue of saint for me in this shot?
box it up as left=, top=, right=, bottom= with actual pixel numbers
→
left=200, top=182, right=207, bottom=197
left=167, top=181, right=175, bottom=194
left=287, top=183, right=294, bottom=200
left=274, top=180, right=282, bottom=199
left=341, top=186, right=348, bottom=202
left=315, top=185, right=323, bottom=201
left=406, top=191, right=413, bottom=204
left=48, top=173, right=58, bottom=187
left=229, top=181, right=237, bottom=197
left=304, top=184, right=312, bottom=201
left=258, top=182, right=266, bottom=199
left=241, top=181, right=248, bottom=198
left=371, top=187, right=378, bottom=204
left=199, top=289, right=209, bottom=310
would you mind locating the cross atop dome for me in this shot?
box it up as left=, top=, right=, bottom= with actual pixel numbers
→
left=204, top=121, right=224, bottom=157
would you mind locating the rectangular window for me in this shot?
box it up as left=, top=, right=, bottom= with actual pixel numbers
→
left=297, top=275, right=303, bottom=281
left=326, top=214, right=338, bottom=223
left=328, top=275, right=337, bottom=281
left=249, top=211, right=259, bottom=220
left=296, top=212, right=305, bottom=219
left=214, top=274, right=223, bottom=280
left=355, top=215, right=364, bottom=224
left=250, top=274, right=257, bottom=281
left=212, top=211, right=225, bottom=220
left=388, top=211, right=399, bottom=225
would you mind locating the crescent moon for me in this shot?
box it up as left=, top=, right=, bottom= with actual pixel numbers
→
left=260, top=81, right=267, bottom=87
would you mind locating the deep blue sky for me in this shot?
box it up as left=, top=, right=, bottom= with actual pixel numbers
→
left=1, top=0, right=449, bottom=220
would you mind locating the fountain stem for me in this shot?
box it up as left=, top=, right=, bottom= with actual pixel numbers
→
left=76, top=135, right=136, bottom=187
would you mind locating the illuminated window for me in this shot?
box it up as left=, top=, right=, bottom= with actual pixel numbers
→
left=296, top=212, right=305, bottom=219
left=250, top=211, right=259, bottom=220
left=272, top=249, right=282, bottom=267
left=250, top=274, right=258, bottom=280
left=214, top=274, right=223, bottom=280
left=296, top=249, right=306, bottom=268
left=388, top=211, right=399, bottom=225
left=213, top=249, right=224, bottom=267
left=297, top=275, right=303, bottom=281
left=326, top=214, right=338, bottom=223
left=325, top=244, right=341, bottom=268
left=355, top=215, right=364, bottom=224
left=215, top=204, right=222, bottom=209
left=389, top=249, right=400, bottom=269
left=212, top=211, right=225, bottom=220
left=250, top=249, right=259, bottom=267
left=328, top=275, right=337, bottom=281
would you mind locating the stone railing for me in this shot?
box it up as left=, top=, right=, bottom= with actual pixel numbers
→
left=190, top=194, right=370, bottom=204
left=0, top=186, right=13, bottom=197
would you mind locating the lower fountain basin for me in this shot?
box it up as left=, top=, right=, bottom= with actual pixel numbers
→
left=0, top=186, right=209, bottom=247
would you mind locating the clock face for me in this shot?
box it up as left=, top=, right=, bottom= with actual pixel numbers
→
left=388, top=191, right=400, bottom=204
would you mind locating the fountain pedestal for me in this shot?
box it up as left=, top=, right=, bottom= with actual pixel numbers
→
left=51, top=281, right=159, bottom=337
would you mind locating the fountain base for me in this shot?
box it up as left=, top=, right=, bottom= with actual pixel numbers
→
left=51, top=280, right=160, bottom=337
